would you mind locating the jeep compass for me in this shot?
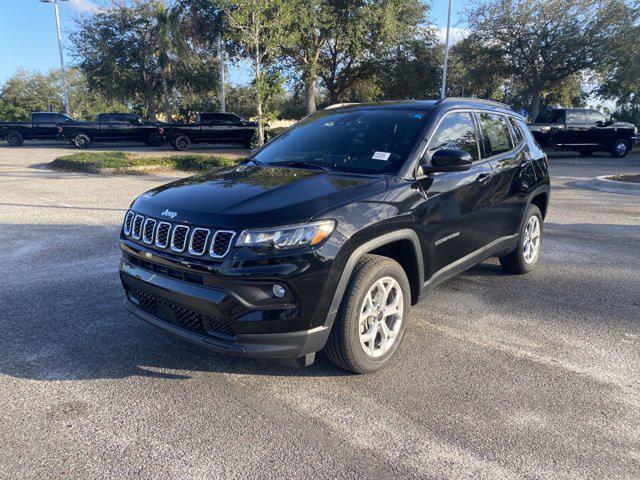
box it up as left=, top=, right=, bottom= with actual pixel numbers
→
left=119, top=98, right=550, bottom=374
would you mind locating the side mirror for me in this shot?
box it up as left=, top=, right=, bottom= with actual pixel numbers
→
left=420, top=149, right=473, bottom=174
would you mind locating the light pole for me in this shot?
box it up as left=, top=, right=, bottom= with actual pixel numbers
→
left=440, top=0, right=453, bottom=99
left=40, top=0, right=71, bottom=116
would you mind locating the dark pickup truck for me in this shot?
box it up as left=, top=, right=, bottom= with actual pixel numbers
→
left=528, top=108, right=637, bottom=157
left=59, top=113, right=162, bottom=149
left=162, top=112, right=257, bottom=151
left=0, top=112, right=73, bottom=146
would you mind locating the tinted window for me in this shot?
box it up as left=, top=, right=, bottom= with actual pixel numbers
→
left=566, top=110, right=587, bottom=124
left=221, top=114, right=242, bottom=125
left=536, top=110, right=564, bottom=123
left=108, top=114, right=128, bottom=124
left=508, top=117, right=524, bottom=144
left=200, top=113, right=222, bottom=124
left=33, top=113, right=58, bottom=123
left=252, top=109, right=429, bottom=174
left=479, top=113, right=514, bottom=156
left=586, top=110, right=607, bottom=125
left=426, top=112, right=479, bottom=160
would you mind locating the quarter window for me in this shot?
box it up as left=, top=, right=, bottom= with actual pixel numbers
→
left=479, top=113, right=514, bottom=156
left=508, top=117, right=524, bottom=145
left=426, top=112, right=479, bottom=161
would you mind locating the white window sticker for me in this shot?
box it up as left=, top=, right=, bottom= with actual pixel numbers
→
left=372, top=151, right=391, bottom=161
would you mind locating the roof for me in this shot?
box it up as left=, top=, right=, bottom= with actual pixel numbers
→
left=324, top=97, right=514, bottom=114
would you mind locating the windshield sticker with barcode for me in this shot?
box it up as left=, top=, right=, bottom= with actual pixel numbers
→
left=372, top=151, right=391, bottom=161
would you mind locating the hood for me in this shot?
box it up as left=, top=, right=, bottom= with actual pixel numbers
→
left=131, top=165, right=388, bottom=228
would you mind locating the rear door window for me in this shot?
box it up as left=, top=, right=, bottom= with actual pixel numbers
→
left=479, top=113, right=514, bottom=156
left=426, top=112, right=480, bottom=161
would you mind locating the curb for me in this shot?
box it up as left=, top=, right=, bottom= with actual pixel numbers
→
left=575, top=175, right=640, bottom=196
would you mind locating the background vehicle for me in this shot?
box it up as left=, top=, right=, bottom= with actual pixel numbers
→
left=0, top=112, right=73, bottom=146
left=59, top=113, right=162, bottom=149
left=162, top=112, right=257, bottom=151
left=119, top=98, right=550, bottom=374
left=528, top=108, right=637, bottom=157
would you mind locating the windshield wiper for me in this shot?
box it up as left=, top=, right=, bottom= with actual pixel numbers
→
left=267, top=160, right=335, bottom=171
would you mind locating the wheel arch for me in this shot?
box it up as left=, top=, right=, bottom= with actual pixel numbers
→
left=324, top=229, right=424, bottom=329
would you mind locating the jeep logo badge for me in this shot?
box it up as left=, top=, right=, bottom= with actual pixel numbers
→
left=161, top=209, right=178, bottom=219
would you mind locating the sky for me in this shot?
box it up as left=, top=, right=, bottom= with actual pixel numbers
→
left=0, top=0, right=465, bottom=85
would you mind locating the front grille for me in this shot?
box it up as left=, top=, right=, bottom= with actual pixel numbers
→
left=142, top=218, right=157, bottom=244
left=132, top=215, right=144, bottom=240
left=123, top=212, right=236, bottom=259
left=211, top=231, right=235, bottom=258
left=128, top=287, right=235, bottom=338
left=171, top=225, right=190, bottom=252
left=155, top=222, right=171, bottom=248
left=189, top=228, right=210, bottom=256
left=123, top=211, right=134, bottom=235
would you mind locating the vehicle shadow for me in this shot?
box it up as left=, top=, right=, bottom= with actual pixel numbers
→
left=0, top=223, right=348, bottom=382
left=0, top=141, right=250, bottom=154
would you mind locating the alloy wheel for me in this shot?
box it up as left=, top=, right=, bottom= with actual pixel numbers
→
left=358, top=277, right=404, bottom=358
left=523, top=215, right=541, bottom=264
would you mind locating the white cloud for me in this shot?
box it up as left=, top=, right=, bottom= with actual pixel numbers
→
left=435, top=27, right=470, bottom=46
left=67, top=0, right=101, bottom=14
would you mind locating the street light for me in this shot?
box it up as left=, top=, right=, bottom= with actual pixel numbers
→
left=39, top=0, right=71, bottom=116
left=440, top=0, right=453, bottom=99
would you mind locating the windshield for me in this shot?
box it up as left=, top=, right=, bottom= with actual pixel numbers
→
left=252, top=109, right=430, bottom=174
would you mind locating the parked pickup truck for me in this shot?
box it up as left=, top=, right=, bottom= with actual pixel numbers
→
left=0, top=112, right=73, bottom=146
left=59, top=113, right=162, bottom=149
left=528, top=108, right=637, bottom=158
left=162, top=112, right=257, bottom=151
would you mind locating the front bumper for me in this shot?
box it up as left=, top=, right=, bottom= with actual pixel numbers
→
left=119, top=250, right=334, bottom=359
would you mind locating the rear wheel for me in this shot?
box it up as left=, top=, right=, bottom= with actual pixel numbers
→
left=73, top=133, right=91, bottom=149
left=610, top=139, right=629, bottom=158
left=6, top=130, right=23, bottom=147
left=499, top=204, right=543, bottom=274
left=172, top=134, right=191, bottom=151
left=325, top=254, right=410, bottom=374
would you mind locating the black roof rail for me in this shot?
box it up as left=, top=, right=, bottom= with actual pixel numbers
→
left=435, top=97, right=511, bottom=110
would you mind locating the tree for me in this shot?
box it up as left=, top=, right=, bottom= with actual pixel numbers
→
left=319, top=0, right=427, bottom=104
left=155, top=3, right=187, bottom=122
left=224, top=0, right=293, bottom=145
left=72, top=1, right=165, bottom=120
left=281, top=0, right=332, bottom=114
left=465, top=0, right=636, bottom=120
left=0, top=68, right=126, bottom=121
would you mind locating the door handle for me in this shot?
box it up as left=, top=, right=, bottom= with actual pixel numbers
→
left=476, top=172, right=493, bottom=185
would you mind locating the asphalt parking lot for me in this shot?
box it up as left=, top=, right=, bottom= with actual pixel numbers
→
left=1, top=143, right=639, bottom=479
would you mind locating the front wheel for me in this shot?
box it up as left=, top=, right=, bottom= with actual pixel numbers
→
left=172, top=134, right=191, bottom=151
left=325, top=254, right=410, bottom=374
left=73, top=133, right=91, bottom=149
left=610, top=139, right=629, bottom=158
left=6, top=131, right=24, bottom=147
left=499, top=204, right=543, bottom=274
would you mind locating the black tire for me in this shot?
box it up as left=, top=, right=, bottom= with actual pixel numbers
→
left=73, top=133, right=92, bottom=149
left=610, top=139, right=629, bottom=158
left=579, top=148, right=594, bottom=156
left=324, top=254, right=411, bottom=374
left=499, top=204, right=543, bottom=274
left=172, top=134, right=191, bottom=151
left=146, top=132, right=162, bottom=147
left=6, top=130, right=24, bottom=147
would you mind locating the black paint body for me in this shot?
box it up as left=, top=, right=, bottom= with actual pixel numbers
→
left=161, top=112, right=258, bottom=148
left=528, top=108, right=636, bottom=155
left=0, top=112, right=73, bottom=143
left=59, top=113, right=161, bottom=145
left=120, top=99, right=550, bottom=360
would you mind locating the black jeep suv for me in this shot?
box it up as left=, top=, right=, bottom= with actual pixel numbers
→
left=119, top=98, right=550, bottom=373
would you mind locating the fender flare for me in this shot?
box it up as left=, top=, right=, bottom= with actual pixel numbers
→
left=324, top=229, right=424, bottom=329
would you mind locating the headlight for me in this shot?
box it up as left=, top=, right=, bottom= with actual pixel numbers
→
left=237, top=219, right=336, bottom=251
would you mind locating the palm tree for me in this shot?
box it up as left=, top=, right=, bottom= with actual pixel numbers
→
left=155, top=2, right=186, bottom=122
